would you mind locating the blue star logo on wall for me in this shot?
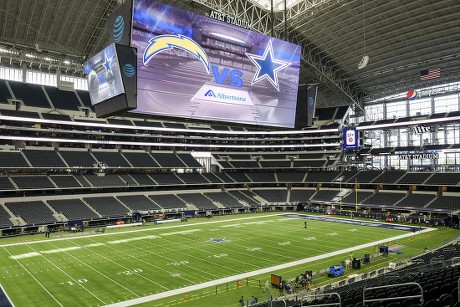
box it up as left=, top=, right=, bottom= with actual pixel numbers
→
left=246, top=40, right=291, bottom=91
left=102, top=51, right=113, bottom=76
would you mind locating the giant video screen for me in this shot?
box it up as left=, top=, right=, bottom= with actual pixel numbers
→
left=130, top=0, right=302, bottom=128
left=84, top=43, right=125, bottom=106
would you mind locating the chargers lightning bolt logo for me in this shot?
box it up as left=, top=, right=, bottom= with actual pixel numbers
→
left=143, top=34, right=211, bottom=73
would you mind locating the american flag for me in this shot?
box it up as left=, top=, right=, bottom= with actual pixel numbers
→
left=420, top=67, right=440, bottom=81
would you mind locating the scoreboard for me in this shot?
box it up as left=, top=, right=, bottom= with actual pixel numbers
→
left=86, top=0, right=302, bottom=128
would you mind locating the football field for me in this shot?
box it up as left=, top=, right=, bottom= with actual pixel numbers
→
left=0, top=213, right=447, bottom=307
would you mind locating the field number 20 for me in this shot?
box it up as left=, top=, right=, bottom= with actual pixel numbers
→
left=118, top=269, right=143, bottom=275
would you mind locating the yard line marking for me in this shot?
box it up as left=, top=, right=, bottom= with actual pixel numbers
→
left=83, top=237, right=191, bottom=288
left=103, top=228, right=435, bottom=307
left=65, top=239, right=169, bottom=291
left=2, top=247, right=63, bottom=307
left=128, top=233, right=260, bottom=273
left=45, top=241, right=140, bottom=298
left=23, top=243, right=106, bottom=305
left=115, top=234, right=223, bottom=279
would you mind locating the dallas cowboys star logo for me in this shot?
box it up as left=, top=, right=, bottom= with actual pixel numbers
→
left=246, top=40, right=291, bottom=91
left=102, top=51, right=113, bottom=76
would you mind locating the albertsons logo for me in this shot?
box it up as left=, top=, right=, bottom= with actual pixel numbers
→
left=204, top=89, right=246, bottom=102
left=205, top=90, right=216, bottom=97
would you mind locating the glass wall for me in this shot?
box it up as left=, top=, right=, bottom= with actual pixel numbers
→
left=354, top=89, right=460, bottom=170
left=0, top=67, right=87, bottom=91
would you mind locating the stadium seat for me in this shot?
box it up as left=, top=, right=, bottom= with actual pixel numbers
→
left=438, top=294, right=454, bottom=306
left=423, top=299, right=440, bottom=307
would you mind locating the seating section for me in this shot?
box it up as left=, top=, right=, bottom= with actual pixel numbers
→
left=277, top=172, right=306, bottom=182
left=213, top=173, right=234, bottom=183
left=362, top=192, right=407, bottom=206
left=0, top=80, right=12, bottom=103
left=83, top=196, right=130, bottom=217
left=41, top=113, right=71, bottom=121
left=84, top=175, right=125, bottom=187
left=75, top=90, right=92, bottom=109
left=119, top=174, right=138, bottom=186
left=226, top=173, right=250, bottom=183
left=0, top=177, right=15, bottom=190
left=151, top=153, right=186, bottom=168
left=290, top=189, right=316, bottom=202
left=107, top=118, right=132, bottom=126
left=428, top=195, right=460, bottom=210
left=175, top=173, right=209, bottom=184
left=178, top=193, right=218, bottom=210
left=117, top=195, right=161, bottom=211
left=150, top=173, right=183, bottom=185
left=44, top=86, right=81, bottom=110
left=353, top=171, right=383, bottom=183
left=203, top=192, right=243, bottom=208
left=129, top=173, right=156, bottom=185
left=149, top=194, right=187, bottom=209
left=50, top=175, right=82, bottom=188
left=73, top=175, right=91, bottom=187
left=372, top=170, right=406, bottom=184
left=59, top=151, right=96, bottom=167
left=11, top=176, right=54, bottom=189
left=47, top=199, right=98, bottom=220
left=230, top=161, right=260, bottom=168
left=92, top=151, right=131, bottom=167
left=201, top=173, right=225, bottom=183
left=23, top=150, right=66, bottom=167
left=425, top=172, right=460, bottom=185
left=177, top=154, right=202, bottom=168
left=228, top=190, right=259, bottom=206
left=311, top=190, right=340, bottom=202
left=304, top=171, right=341, bottom=183
left=0, top=151, right=29, bottom=168
left=0, top=109, right=40, bottom=118
left=5, top=201, right=57, bottom=224
left=293, top=160, right=326, bottom=168
left=259, top=160, right=291, bottom=168
left=341, top=191, right=373, bottom=204
left=246, top=172, right=276, bottom=183
left=396, top=193, right=436, bottom=208
left=0, top=206, right=12, bottom=227
left=252, top=189, right=288, bottom=203
left=8, top=81, right=50, bottom=108
left=338, top=171, right=359, bottom=183
left=397, top=172, right=432, bottom=184
left=122, top=152, right=160, bottom=168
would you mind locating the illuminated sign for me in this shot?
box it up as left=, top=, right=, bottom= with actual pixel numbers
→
left=209, top=10, right=251, bottom=29
left=84, top=44, right=125, bottom=105
left=343, top=128, right=358, bottom=151
left=130, top=0, right=301, bottom=128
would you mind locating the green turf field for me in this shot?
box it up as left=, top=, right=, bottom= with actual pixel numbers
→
left=0, top=213, right=457, bottom=307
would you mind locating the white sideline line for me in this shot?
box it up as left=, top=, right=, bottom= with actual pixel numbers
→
left=0, top=214, right=279, bottom=248
left=104, top=228, right=435, bottom=307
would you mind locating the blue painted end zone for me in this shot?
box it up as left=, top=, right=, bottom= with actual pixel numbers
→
left=0, top=284, right=14, bottom=307
left=281, top=214, right=425, bottom=232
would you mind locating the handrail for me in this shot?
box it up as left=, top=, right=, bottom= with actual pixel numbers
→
left=363, top=282, right=423, bottom=306
left=301, top=292, right=341, bottom=307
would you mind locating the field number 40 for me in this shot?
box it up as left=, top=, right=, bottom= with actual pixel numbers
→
left=118, top=269, right=143, bottom=275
